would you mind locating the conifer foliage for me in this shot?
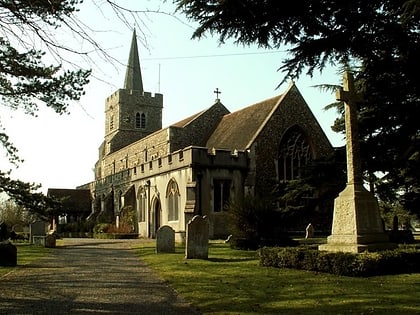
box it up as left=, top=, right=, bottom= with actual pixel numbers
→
left=176, top=0, right=420, bottom=217
left=0, top=0, right=90, bottom=214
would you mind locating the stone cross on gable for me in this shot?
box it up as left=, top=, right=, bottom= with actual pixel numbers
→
left=336, top=71, right=363, bottom=185
left=214, top=88, right=221, bottom=101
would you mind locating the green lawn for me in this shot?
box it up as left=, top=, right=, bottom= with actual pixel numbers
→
left=134, top=241, right=420, bottom=315
left=0, top=242, right=52, bottom=276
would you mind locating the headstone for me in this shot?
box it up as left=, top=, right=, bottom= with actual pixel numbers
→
left=156, top=225, right=175, bottom=253
left=0, top=221, right=9, bottom=241
left=45, top=234, right=56, bottom=248
left=30, top=221, right=47, bottom=244
left=0, top=242, right=17, bottom=266
left=185, top=215, right=209, bottom=259
left=319, top=72, right=396, bottom=253
left=305, top=223, right=314, bottom=239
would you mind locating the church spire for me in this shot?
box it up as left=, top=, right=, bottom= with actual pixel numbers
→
left=124, top=29, right=144, bottom=92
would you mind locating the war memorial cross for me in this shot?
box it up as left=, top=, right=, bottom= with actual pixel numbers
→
left=336, top=71, right=363, bottom=186
left=318, top=71, right=395, bottom=253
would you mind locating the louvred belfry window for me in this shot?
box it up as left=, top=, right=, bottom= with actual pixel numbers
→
left=135, top=112, right=146, bottom=129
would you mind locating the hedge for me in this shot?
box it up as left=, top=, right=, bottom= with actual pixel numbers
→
left=259, top=246, right=420, bottom=277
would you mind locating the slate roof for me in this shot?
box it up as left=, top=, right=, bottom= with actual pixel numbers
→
left=170, top=109, right=207, bottom=128
left=206, top=93, right=285, bottom=150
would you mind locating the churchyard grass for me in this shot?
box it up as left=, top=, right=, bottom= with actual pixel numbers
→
left=134, top=241, right=420, bottom=315
left=0, top=242, right=52, bottom=276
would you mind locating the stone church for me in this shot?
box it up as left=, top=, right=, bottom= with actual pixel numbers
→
left=75, top=31, right=334, bottom=240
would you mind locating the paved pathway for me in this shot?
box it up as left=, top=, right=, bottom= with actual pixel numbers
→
left=0, top=238, right=200, bottom=315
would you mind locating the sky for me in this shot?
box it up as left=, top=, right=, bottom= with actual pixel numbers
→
left=0, top=1, right=345, bottom=195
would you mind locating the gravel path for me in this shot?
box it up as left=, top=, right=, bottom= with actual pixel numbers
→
left=0, top=238, right=200, bottom=315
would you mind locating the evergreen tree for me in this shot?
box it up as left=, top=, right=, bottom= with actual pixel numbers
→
left=0, top=1, right=91, bottom=212
left=176, top=0, right=420, bottom=216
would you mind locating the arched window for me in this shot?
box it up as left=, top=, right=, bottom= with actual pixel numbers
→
left=137, top=187, right=147, bottom=222
left=278, top=126, right=312, bottom=181
left=141, top=113, right=146, bottom=129
left=166, top=179, right=180, bottom=221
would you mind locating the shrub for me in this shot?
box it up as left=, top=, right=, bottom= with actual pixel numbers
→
left=93, top=223, right=111, bottom=234
left=259, top=246, right=420, bottom=277
left=106, top=224, right=133, bottom=234
left=228, top=195, right=296, bottom=250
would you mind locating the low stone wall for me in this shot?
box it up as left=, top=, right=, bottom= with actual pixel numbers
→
left=93, top=233, right=139, bottom=239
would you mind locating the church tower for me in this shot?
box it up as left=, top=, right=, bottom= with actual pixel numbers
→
left=104, top=30, right=163, bottom=155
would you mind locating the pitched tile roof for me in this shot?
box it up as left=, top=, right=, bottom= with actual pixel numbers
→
left=206, top=94, right=284, bottom=150
left=170, top=109, right=207, bottom=128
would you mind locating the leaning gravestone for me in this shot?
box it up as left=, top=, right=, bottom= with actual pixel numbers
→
left=185, top=215, right=209, bottom=259
left=156, top=225, right=175, bottom=253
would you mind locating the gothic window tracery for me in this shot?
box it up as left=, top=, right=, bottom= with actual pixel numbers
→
left=278, top=126, right=312, bottom=181
left=166, top=179, right=180, bottom=221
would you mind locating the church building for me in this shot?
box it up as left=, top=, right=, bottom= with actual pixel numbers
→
left=80, top=31, right=334, bottom=241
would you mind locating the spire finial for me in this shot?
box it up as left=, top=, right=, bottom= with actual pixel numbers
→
left=124, top=29, right=144, bottom=92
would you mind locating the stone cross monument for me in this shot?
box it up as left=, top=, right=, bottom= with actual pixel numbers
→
left=319, top=72, right=395, bottom=253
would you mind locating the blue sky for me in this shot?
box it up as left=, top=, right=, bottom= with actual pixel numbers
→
left=0, top=1, right=344, bottom=194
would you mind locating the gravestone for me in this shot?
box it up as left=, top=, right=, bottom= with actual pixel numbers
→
left=305, top=223, right=314, bottom=239
left=185, top=215, right=209, bottom=259
left=45, top=234, right=56, bottom=248
left=0, top=242, right=17, bottom=266
left=30, top=221, right=47, bottom=245
left=156, top=225, right=175, bottom=253
left=0, top=222, right=17, bottom=267
left=319, top=72, right=396, bottom=253
left=0, top=221, right=9, bottom=241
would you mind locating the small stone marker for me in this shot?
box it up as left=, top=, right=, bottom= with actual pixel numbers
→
left=156, top=225, right=175, bottom=253
left=305, top=223, right=314, bottom=239
left=45, top=234, right=56, bottom=248
left=185, top=215, right=209, bottom=259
